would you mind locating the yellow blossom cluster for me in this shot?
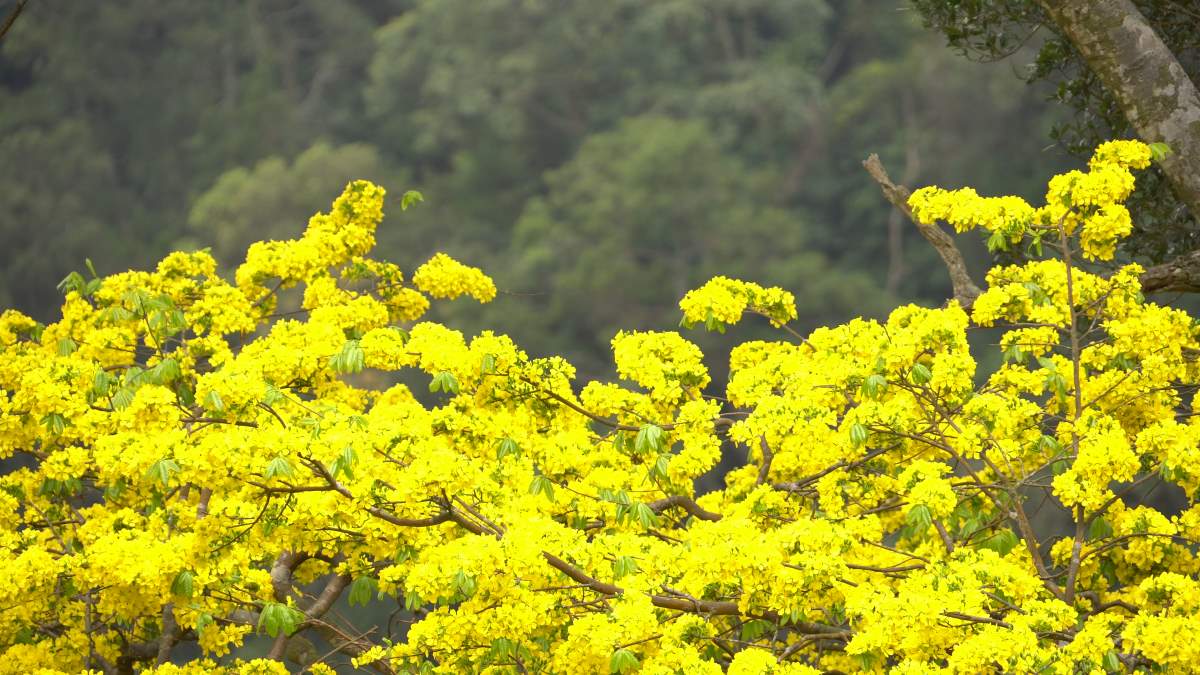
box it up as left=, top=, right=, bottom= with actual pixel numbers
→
left=678, top=276, right=798, bottom=330
left=3, top=143, right=1199, bottom=673
left=411, top=252, right=497, bottom=302
left=911, top=139, right=1152, bottom=261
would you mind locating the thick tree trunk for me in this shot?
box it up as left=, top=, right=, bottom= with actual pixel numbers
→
left=1037, top=0, right=1200, bottom=293
left=1036, top=0, right=1200, bottom=218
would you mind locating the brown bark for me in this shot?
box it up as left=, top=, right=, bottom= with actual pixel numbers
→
left=1141, top=248, right=1200, bottom=293
left=1032, top=0, right=1200, bottom=294
left=1036, top=0, right=1200, bottom=218
left=863, top=154, right=982, bottom=308
left=1038, top=0, right=1200, bottom=293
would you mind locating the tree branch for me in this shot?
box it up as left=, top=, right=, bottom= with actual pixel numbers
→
left=540, top=552, right=847, bottom=640
left=646, top=495, right=722, bottom=522
left=0, top=0, right=28, bottom=43
left=1141, top=249, right=1200, bottom=293
left=1035, top=0, right=1200, bottom=220
left=863, top=154, right=982, bottom=307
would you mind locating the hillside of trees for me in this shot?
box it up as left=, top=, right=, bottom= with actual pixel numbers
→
left=0, top=0, right=1081, bottom=377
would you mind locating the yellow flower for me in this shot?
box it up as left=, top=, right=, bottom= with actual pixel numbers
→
left=411, top=252, right=496, bottom=302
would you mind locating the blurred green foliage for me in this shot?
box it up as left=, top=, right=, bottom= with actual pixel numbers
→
left=1, top=0, right=1078, bottom=376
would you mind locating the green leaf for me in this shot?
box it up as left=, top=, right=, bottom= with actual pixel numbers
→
left=429, top=371, right=459, bottom=394
left=57, top=270, right=87, bottom=295
left=1159, top=462, right=1180, bottom=483
left=171, top=570, right=195, bottom=598
left=1098, top=558, right=1118, bottom=588
left=610, top=648, right=639, bottom=674
left=958, top=516, right=981, bottom=539
left=257, top=602, right=304, bottom=638
left=986, top=229, right=1008, bottom=252
left=496, top=437, right=521, bottom=460
left=124, top=366, right=147, bottom=387
left=529, top=475, right=555, bottom=500
left=204, top=389, right=225, bottom=413
left=1088, top=517, right=1113, bottom=542
left=1002, top=344, right=1024, bottom=364
left=1102, top=650, right=1121, bottom=672
left=634, top=424, right=665, bottom=455
left=633, top=503, right=660, bottom=530
left=111, top=387, right=136, bottom=411
left=348, top=576, right=378, bottom=607
left=1148, top=141, right=1173, bottom=162
left=400, top=190, right=425, bottom=210
left=861, top=373, right=887, bottom=399
left=1050, top=456, right=1071, bottom=475
left=262, top=384, right=285, bottom=407
left=92, top=369, right=114, bottom=396
left=489, top=637, right=515, bottom=660
left=195, top=613, right=214, bottom=635
left=146, top=458, right=182, bottom=487
left=978, top=529, right=1018, bottom=556
left=99, top=305, right=134, bottom=324
left=265, top=456, right=294, bottom=479
left=906, top=504, right=933, bottom=532
left=1036, top=435, right=1061, bottom=454
left=1027, top=231, right=1044, bottom=257
left=1047, top=372, right=1068, bottom=398
left=849, top=422, right=869, bottom=447
left=404, top=589, right=423, bottom=611
left=612, top=556, right=639, bottom=579
left=330, top=340, right=365, bottom=375
left=103, top=477, right=128, bottom=501
left=1025, top=282, right=1050, bottom=306
left=147, top=358, right=181, bottom=384
left=702, top=308, right=725, bottom=333
left=648, top=454, right=670, bottom=482
left=56, top=337, right=77, bottom=356
left=910, top=362, right=932, bottom=385
left=453, top=570, right=476, bottom=598
left=330, top=445, right=357, bottom=480
left=481, top=353, right=497, bottom=374
left=40, top=412, right=67, bottom=436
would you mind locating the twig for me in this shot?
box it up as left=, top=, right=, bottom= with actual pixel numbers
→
left=0, top=0, right=28, bottom=43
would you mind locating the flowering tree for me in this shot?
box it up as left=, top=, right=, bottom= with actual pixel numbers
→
left=2, top=141, right=1198, bottom=674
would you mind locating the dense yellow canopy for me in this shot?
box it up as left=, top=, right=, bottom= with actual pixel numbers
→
left=2, top=141, right=1199, bottom=673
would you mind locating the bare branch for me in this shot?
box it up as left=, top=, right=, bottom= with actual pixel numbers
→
left=0, top=0, right=28, bottom=43
left=863, top=153, right=982, bottom=308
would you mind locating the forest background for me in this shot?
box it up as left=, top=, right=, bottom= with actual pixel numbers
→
left=0, top=0, right=1089, bottom=383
